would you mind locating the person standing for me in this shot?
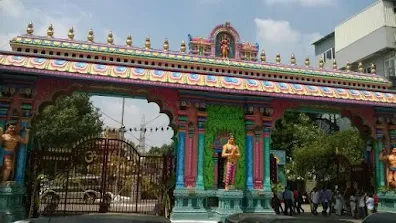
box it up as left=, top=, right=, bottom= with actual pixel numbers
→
left=366, top=193, right=375, bottom=215
left=282, top=186, right=294, bottom=216
left=358, top=192, right=367, bottom=219
left=334, top=191, right=343, bottom=216
left=311, top=187, right=320, bottom=215
left=349, top=192, right=357, bottom=219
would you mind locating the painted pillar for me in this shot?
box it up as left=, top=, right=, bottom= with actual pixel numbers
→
left=263, top=127, right=271, bottom=192
left=185, top=122, right=196, bottom=188
left=15, top=118, right=29, bottom=184
left=375, top=128, right=385, bottom=188
left=245, top=119, right=254, bottom=190
left=196, top=113, right=206, bottom=190
left=176, top=112, right=187, bottom=189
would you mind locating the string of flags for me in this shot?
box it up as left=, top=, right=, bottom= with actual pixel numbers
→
left=120, top=126, right=171, bottom=133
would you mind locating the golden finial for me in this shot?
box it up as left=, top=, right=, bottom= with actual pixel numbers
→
left=180, top=41, right=186, bottom=53
left=126, top=35, right=132, bottom=47
left=26, top=21, right=34, bottom=35
left=68, top=27, right=75, bottom=40
left=163, top=38, right=169, bottom=51
left=319, top=57, right=324, bottom=68
left=371, top=63, right=376, bottom=74
left=260, top=50, right=266, bottom=62
left=145, top=37, right=151, bottom=49
left=275, top=53, right=281, bottom=64
left=305, top=57, right=310, bottom=67
left=107, top=31, right=114, bottom=45
left=358, top=62, right=364, bottom=73
left=346, top=61, right=351, bottom=72
left=290, top=53, right=296, bottom=65
left=332, top=59, right=337, bottom=70
left=47, top=24, right=54, bottom=38
left=87, top=29, right=94, bottom=42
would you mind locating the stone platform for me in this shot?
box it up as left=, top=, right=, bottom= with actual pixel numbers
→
left=377, top=191, right=396, bottom=213
left=170, top=188, right=273, bottom=222
left=0, top=183, right=26, bottom=223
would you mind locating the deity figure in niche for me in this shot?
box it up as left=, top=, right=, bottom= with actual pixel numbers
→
left=215, top=32, right=235, bottom=59
left=0, top=121, right=30, bottom=183
left=221, top=133, right=240, bottom=190
left=380, top=147, right=396, bottom=188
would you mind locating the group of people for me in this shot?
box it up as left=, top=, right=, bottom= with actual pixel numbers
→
left=271, top=186, right=379, bottom=219
left=271, top=186, right=305, bottom=216
left=309, top=186, right=378, bottom=219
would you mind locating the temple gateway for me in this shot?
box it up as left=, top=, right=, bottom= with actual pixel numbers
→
left=0, top=22, right=395, bottom=223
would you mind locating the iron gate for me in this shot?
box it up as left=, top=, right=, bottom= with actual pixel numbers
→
left=28, top=137, right=174, bottom=217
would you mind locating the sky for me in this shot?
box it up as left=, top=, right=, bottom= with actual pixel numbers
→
left=0, top=0, right=376, bottom=148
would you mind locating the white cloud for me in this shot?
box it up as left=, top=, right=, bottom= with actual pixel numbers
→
left=264, top=0, right=334, bottom=7
left=90, top=96, right=173, bottom=149
left=0, top=0, right=91, bottom=50
left=254, top=18, right=321, bottom=64
left=0, top=0, right=24, bottom=17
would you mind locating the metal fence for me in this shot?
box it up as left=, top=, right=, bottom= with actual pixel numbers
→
left=27, top=137, right=174, bottom=217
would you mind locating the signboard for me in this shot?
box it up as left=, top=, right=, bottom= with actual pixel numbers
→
left=270, top=150, right=286, bottom=166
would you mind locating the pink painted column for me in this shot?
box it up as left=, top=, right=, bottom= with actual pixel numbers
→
left=185, top=122, right=196, bottom=187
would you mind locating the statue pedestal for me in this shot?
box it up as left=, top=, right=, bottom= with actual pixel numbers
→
left=377, top=191, right=396, bottom=213
left=0, top=183, right=26, bottom=223
left=170, top=188, right=209, bottom=221
left=244, top=190, right=274, bottom=213
left=215, top=189, right=243, bottom=222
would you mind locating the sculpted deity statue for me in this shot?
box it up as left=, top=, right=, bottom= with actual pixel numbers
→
left=220, top=35, right=230, bottom=59
left=0, top=121, right=30, bottom=183
left=380, top=147, right=396, bottom=188
left=221, top=133, right=240, bottom=190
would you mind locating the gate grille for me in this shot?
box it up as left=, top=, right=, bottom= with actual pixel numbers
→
left=28, top=137, right=174, bottom=217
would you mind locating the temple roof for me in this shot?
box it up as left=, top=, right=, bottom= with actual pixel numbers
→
left=1, top=53, right=395, bottom=107
left=8, top=22, right=391, bottom=88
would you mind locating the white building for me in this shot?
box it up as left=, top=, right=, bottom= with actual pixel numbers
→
left=313, top=0, right=396, bottom=87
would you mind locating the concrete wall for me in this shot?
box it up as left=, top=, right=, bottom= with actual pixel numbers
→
left=314, top=35, right=335, bottom=70
left=336, top=26, right=396, bottom=69
left=335, top=0, right=396, bottom=52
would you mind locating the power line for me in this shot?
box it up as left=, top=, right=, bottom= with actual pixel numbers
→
left=145, top=114, right=166, bottom=125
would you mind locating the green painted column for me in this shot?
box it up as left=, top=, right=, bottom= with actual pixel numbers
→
left=196, top=115, right=206, bottom=190
left=376, top=128, right=385, bottom=188
left=263, top=127, right=271, bottom=192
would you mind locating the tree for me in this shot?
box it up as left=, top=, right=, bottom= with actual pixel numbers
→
left=292, top=128, right=364, bottom=181
left=147, top=142, right=174, bottom=156
left=32, top=93, right=103, bottom=147
left=271, top=112, right=321, bottom=159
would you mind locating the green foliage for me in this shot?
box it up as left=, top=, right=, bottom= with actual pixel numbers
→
left=32, top=93, right=103, bottom=147
left=203, top=105, right=246, bottom=189
left=292, top=128, right=364, bottom=181
left=271, top=112, right=320, bottom=159
left=147, top=142, right=174, bottom=156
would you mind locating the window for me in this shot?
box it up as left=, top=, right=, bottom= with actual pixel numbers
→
left=323, top=48, right=335, bottom=62
left=365, top=67, right=372, bottom=74
left=384, top=55, right=396, bottom=78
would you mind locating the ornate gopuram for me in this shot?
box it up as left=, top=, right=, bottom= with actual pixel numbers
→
left=0, top=21, right=395, bottom=222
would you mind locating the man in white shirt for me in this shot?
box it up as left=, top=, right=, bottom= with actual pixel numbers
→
left=311, top=187, right=320, bottom=215
left=366, top=193, right=375, bottom=215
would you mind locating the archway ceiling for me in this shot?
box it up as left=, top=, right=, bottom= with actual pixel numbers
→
left=1, top=53, right=395, bottom=107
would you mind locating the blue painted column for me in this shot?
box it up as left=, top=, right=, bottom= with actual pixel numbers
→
left=245, top=119, right=254, bottom=190
left=263, top=127, right=271, bottom=192
left=196, top=115, right=206, bottom=190
left=375, top=128, right=385, bottom=188
left=15, top=119, right=29, bottom=184
left=176, top=115, right=187, bottom=189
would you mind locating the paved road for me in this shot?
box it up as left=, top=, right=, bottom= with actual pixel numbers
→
left=276, top=204, right=362, bottom=223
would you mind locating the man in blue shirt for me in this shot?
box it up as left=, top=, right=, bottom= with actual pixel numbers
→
left=282, top=186, right=294, bottom=216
